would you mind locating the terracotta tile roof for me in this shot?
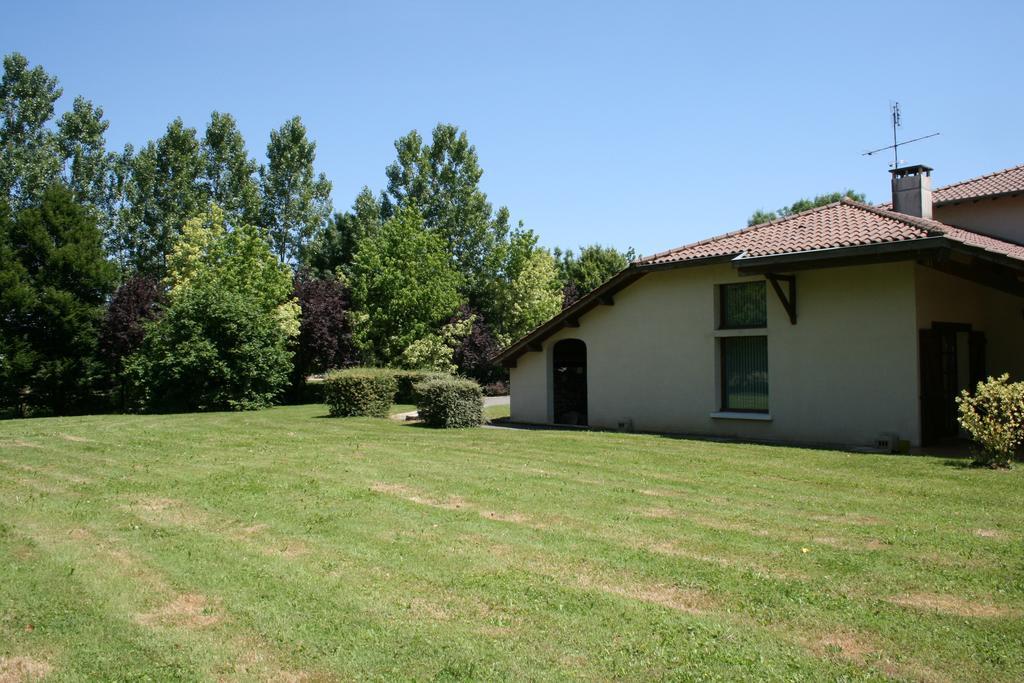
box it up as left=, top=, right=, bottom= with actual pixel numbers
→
left=877, top=163, right=1024, bottom=209
left=932, top=163, right=1024, bottom=204
left=637, top=198, right=1024, bottom=266
left=942, top=225, right=1024, bottom=261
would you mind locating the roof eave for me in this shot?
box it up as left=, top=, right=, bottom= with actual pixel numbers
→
left=935, top=189, right=1024, bottom=207
left=491, top=254, right=736, bottom=366
left=732, top=237, right=950, bottom=274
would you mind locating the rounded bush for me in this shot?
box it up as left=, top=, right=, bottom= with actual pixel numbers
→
left=414, top=377, right=483, bottom=428
left=393, top=370, right=451, bottom=403
left=957, top=373, right=1024, bottom=468
left=323, top=368, right=398, bottom=417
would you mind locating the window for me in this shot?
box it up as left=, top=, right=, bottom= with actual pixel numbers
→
left=721, top=336, right=768, bottom=411
left=718, top=281, right=768, bottom=412
left=719, top=281, right=766, bottom=329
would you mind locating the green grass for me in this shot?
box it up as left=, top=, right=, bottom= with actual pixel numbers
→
left=1, top=405, right=1022, bottom=681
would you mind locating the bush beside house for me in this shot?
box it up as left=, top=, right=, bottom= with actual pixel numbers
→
left=414, top=376, right=483, bottom=428
left=957, top=374, right=1024, bottom=468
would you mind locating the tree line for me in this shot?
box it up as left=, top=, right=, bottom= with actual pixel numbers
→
left=0, top=53, right=633, bottom=417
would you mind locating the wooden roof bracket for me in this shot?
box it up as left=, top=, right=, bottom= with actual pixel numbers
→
left=766, top=273, right=796, bottom=324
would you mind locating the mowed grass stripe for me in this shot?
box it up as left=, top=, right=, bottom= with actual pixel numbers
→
left=1, top=404, right=1022, bottom=680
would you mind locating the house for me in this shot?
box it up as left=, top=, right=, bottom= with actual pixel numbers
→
left=495, top=163, right=1024, bottom=448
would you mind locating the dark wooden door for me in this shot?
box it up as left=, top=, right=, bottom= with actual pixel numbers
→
left=553, top=339, right=588, bottom=426
left=919, top=326, right=986, bottom=445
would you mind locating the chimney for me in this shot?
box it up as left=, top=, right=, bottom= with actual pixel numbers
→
left=890, top=164, right=933, bottom=219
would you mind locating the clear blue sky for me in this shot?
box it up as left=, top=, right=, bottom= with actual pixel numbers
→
left=3, top=0, right=1022, bottom=256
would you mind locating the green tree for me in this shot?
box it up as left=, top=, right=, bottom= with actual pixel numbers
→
left=202, top=111, right=260, bottom=226
left=349, top=207, right=463, bottom=364
left=128, top=206, right=296, bottom=412
left=260, top=116, right=332, bottom=263
left=748, top=190, right=867, bottom=226
left=57, top=96, right=112, bottom=209
left=0, top=185, right=117, bottom=416
left=555, top=244, right=634, bottom=294
left=384, top=124, right=509, bottom=310
left=122, top=118, right=208, bottom=275
left=303, top=186, right=382, bottom=276
left=490, top=229, right=562, bottom=345
left=166, top=206, right=296, bottom=318
left=0, top=53, right=63, bottom=210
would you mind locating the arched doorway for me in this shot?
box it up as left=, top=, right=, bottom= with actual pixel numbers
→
left=553, top=339, right=587, bottom=426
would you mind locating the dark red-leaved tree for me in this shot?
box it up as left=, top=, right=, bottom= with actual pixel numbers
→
left=292, top=271, right=356, bottom=391
left=100, top=274, right=164, bottom=408
left=450, top=305, right=502, bottom=384
left=561, top=281, right=580, bottom=309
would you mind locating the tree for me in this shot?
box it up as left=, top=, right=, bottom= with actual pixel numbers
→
left=303, top=186, right=382, bottom=277
left=128, top=206, right=296, bottom=411
left=555, top=244, right=634, bottom=296
left=57, top=96, right=112, bottom=210
left=488, top=229, right=562, bottom=345
left=0, top=53, right=63, bottom=210
left=127, top=287, right=293, bottom=412
left=122, top=119, right=208, bottom=275
left=202, top=111, right=260, bottom=226
left=99, top=274, right=163, bottom=408
left=449, top=306, right=502, bottom=383
left=384, top=124, right=509, bottom=310
left=259, top=116, right=332, bottom=263
left=748, top=190, right=867, bottom=226
left=0, top=185, right=117, bottom=416
left=292, top=271, right=356, bottom=389
left=349, top=207, right=463, bottom=364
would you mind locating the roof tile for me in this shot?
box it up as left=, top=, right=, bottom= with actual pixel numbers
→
left=637, top=199, right=1024, bottom=266
left=932, top=163, right=1024, bottom=204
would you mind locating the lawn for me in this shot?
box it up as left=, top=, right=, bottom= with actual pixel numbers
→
left=1, top=405, right=1022, bottom=681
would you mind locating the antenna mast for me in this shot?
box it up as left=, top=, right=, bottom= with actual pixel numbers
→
left=891, top=102, right=900, bottom=170
left=862, top=101, right=940, bottom=168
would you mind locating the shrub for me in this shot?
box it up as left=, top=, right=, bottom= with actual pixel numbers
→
left=323, top=368, right=398, bottom=417
left=393, top=370, right=451, bottom=404
left=414, top=376, right=483, bottom=428
left=956, top=374, right=1024, bottom=468
left=126, top=286, right=292, bottom=412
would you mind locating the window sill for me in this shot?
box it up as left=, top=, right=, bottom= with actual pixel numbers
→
left=713, top=328, right=767, bottom=337
left=710, top=411, right=772, bottom=421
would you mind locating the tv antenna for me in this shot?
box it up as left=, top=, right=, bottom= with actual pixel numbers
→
left=862, top=102, right=940, bottom=169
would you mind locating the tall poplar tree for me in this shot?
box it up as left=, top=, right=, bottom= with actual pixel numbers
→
left=202, top=111, right=260, bottom=226
left=0, top=53, right=62, bottom=210
left=259, top=116, right=332, bottom=263
left=384, top=124, right=509, bottom=309
left=122, top=118, right=207, bottom=275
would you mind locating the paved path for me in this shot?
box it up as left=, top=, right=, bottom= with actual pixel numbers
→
left=392, top=395, right=508, bottom=421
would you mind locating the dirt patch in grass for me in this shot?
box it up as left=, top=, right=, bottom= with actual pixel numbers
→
left=806, top=629, right=877, bottom=664
left=888, top=592, right=1017, bottom=618
left=0, top=460, right=94, bottom=486
left=137, top=592, right=222, bottom=629
left=126, top=498, right=309, bottom=558
left=811, top=512, right=888, bottom=527
left=973, top=528, right=1005, bottom=539
left=0, top=656, right=53, bottom=682
left=639, top=507, right=677, bottom=519
left=800, top=629, right=952, bottom=682
left=372, top=482, right=542, bottom=528
left=577, top=572, right=710, bottom=615
left=3, top=440, right=42, bottom=449
left=645, top=541, right=810, bottom=581
left=59, top=434, right=91, bottom=443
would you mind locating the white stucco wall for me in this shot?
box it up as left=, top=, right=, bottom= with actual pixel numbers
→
left=510, top=261, right=922, bottom=447
left=934, top=195, right=1024, bottom=244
